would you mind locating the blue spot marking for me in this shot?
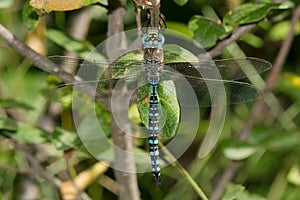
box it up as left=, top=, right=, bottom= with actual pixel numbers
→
left=150, top=151, right=154, bottom=156
left=154, top=140, right=158, bottom=144
left=149, top=140, right=153, bottom=144
left=156, top=160, right=160, bottom=165
left=149, top=81, right=159, bottom=85
left=149, top=126, right=153, bottom=130
left=154, top=127, right=159, bottom=131
left=154, top=151, right=159, bottom=156
left=149, top=113, right=153, bottom=117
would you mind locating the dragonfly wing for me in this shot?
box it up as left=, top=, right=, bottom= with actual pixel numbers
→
left=35, top=55, right=146, bottom=89
left=165, top=57, right=271, bottom=81
left=162, top=70, right=260, bottom=107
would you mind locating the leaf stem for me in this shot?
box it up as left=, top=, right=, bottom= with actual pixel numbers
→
left=159, top=143, right=208, bottom=200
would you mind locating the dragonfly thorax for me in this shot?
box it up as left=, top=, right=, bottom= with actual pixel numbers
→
left=145, top=60, right=163, bottom=85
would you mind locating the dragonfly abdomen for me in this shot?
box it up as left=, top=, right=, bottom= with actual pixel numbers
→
left=148, top=85, right=161, bottom=185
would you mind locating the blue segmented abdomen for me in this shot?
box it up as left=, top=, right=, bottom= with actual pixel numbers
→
left=148, top=85, right=161, bottom=185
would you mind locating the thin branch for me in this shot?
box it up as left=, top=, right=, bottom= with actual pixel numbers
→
left=148, top=0, right=161, bottom=27
left=159, top=143, right=208, bottom=200
left=207, top=24, right=256, bottom=58
left=210, top=5, right=300, bottom=200
left=11, top=141, right=62, bottom=188
left=240, top=5, right=300, bottom=140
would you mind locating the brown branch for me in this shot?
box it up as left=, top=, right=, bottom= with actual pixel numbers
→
left=11, top=141, right=62, bottom=188
left=240, top=5, right=300, bottom=140
left=210, top=5, right=300, bottom=200
left=148, top=0, right=161, bottom=27
left=107, top=1, right=140, bottom=200
left=207, top=24, right=256, bottom=58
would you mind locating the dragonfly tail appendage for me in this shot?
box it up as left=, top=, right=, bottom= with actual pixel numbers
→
left=148, top=85, right=161, bottom=185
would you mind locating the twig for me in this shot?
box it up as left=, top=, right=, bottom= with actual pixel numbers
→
left=210, top=5, right=300, bottom=200
left=240, top=5, right=300, bottom=140
left=160, top=143, right=208, bottom=200
left=11, top=141, right=62, bottom=187
left=148, top=0, right=161, bottom=27
left=207, top=24, right=256, bottom=58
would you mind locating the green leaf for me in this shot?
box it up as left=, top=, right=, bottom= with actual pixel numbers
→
left=239, top=33, right=264, bottom=48
left=6, top=122, right=49, bottom=143
left=0, top=99, right=34, bottom=111
left=0, top=117, right=18, bottom=133
left=172, top=0, right=189, bottom=6
left=22, top=2, right=40, bottom=31
left=222, top=141, right=256, bottom=160
left=164, top=44, right=199, bottom=62
left=287, top=165, right=300, bottom=186
left=249, top=125, right=300, bottom=151
left=0, top=0, right=13, bottom=8
left=51, top=127, right=80, bottom=151
left=46, top=29, right=94, bottom=57
left=222, top=184, right=245, bottom=200
left=165, top=22, right=193, bottom=38
left=30, top=0, right=101, bottom=11
left=188, top=15, right=228, bottom=49
left=158, top=80, right=180, bottom=138
left=277, top=72, right=300, bottom=103
left=223, top=2, right=293, bottom=25
left=268, top=21, right=300, bottom=41
left=137, top=81, right=180, bottom=138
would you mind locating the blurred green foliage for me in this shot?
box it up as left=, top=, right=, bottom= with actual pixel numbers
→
left=0, top=0, right=300, bottom=200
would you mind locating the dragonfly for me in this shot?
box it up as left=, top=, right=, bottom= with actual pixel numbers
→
left=35, top=28, right=271, bottom=186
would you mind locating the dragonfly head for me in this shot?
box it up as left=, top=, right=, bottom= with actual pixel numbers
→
left=142, top=29, right=165, bottom=49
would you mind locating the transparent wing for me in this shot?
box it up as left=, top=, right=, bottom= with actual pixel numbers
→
left=162, top=71, right=260, bottom=107
left=35, top=55, right=145, bottom=88
left=165, top=57, right=271, bottom=81
left=37, top=56, right=270, bottom=106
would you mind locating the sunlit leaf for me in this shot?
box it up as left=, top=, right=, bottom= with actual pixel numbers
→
left=277, top=72, right=300, bottom=102
left=51, top=127, right=80, bottom=151
left=223, top=2, right=294, bottom=25
left=249, top=125, right=300, bottom=151
left=0, top=99, right=34, bottom=111
left=158, top=80, right=180, bottom=138
left=30, top=0, right=100, bottom=11
left=268, top=21, right=300, bottom=41
left=172, top=0, right=189, bottom=6
left=223, top=146, right=256, bottom=160
left=3, top=122, right=48, bottom=143
left=165, top=22, right=193, bottom=38
left=22, top=2, right=40, bottom=31
left=0, top=0, right=13, bottom=8
left=222, top=184, right=245, bottom=200
left=46, top=29, right=94, bottom=57
left=188, top=15, right=228, bottom=49
left=164, top=44, right=199, bottom=62
left=239, top=33, right=264, bottom=48
left=222, top=140, right=256, bottom=160
left=235, top=189, right=266, bottom=200
left=0, top=117, right=18, bottom=133
left=288, top=165, right=300, bottom=186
